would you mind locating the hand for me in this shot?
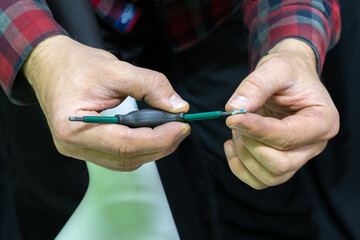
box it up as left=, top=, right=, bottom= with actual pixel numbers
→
left=23, top=35, right=190, bottom=171
left=223, top=39, right=339, bottom=189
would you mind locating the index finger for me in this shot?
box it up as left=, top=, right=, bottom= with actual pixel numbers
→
left=111, top=62, right=189, bottom=113
left=226, top=106, right=336, bottom=150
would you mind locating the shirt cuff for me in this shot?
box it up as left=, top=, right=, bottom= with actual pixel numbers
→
left=244, top=3, right=341, bottom=73
left=0, top=6, right=68, bottom=105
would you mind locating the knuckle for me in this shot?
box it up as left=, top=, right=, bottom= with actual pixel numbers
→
left=269, top=159, right=288, bottom=175
left=260, top=175, right=275, bottom=186
left=152, top=72, right=172, bottom=93
left=230, top=165, right=240, bottom=177
left=266, top=173, right=294, bottom=187
left=261, top=175, right=283, bottom=187
left=55, top=130, right=72, bottom=145
left=98, top=49, right=118, bottom=60
left=117, top=144, right=137, bottom=157
left=244, top=74, right=266, bottom=93
left=116, top=129, right=138, bottom=157
left=53, top=139, right=77, bottom=159
left=228, top=160, right=243, bottom=178
left=142, top=71, right=171, bottom=103
left=234, top=145, right=247, bottom=161
left=276, top=131, right=297, bottom=150
left=313, top=141, right=328, bottom=158
left=146, top=71, right=168, bottom=89
left=118, top=164, right=142, bottom=172
left=153, top=132, right=166, bottom=149
left=328, top=109, right=340, bottom=139
left=122, top=166, right=141, bottom=172
left=153, top=72, right=168, bottom=84
left=163, top=143, right=179, bottom=157
left=51, top=121, right=74, bottom=145
left=251, top=182, right=268, bottom=190
left=229, top=164, right=267, bottom=190
left=318, top=141, right=328, bottom=154
left=114, top=155, right=138, bottom=169
left=53, top=141, right=69, bottom=156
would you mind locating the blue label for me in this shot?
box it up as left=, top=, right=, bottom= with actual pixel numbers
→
left=115, top=3, right=136, bottom=32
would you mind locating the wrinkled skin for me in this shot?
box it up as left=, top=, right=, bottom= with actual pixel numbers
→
left=23, top=35, right=190, bottom=171
left=224, top=39, right=339, bottom=189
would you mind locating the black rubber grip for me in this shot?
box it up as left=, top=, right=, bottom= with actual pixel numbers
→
left=116, top=109, right=185, bottom=128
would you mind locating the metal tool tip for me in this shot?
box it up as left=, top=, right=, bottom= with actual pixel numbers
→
left=231, top=109, right=247, bottom=114
left=69, top=117, right=84, bottom=121
left=221, top=109, right=247, bottom=116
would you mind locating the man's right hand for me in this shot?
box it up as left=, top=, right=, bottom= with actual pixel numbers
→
left=23, top=35, right=190, bottom=171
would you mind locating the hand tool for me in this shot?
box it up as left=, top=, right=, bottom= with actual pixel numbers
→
left=69, top=109, right=246, bottom=128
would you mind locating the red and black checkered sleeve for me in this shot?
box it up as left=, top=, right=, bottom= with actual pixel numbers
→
left=242, top=0, right=341, bottom=73
left=0, top=0, right=67, bottom=104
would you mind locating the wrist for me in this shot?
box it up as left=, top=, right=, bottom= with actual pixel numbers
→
left=23, top=35, right=72, bottom=89
left=22, top=35, right=76, bottom=108
left=267, top=38, right=317, bottom=73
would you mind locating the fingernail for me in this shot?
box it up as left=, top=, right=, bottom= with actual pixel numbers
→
left=170, top=93, right=188, bottom=110
left=228, top=96, right=248, bottom=109
left=224, top=144, right=233, bottom=159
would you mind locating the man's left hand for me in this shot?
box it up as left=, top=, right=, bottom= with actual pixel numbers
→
left=224, top=39, right=339, bottom=189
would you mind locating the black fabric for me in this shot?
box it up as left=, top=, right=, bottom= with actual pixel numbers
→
left=299, top=0, right=360, bottom=239
left=0, top=92, right=89, bottom=240
left=0, top=123, right=21, bottom=240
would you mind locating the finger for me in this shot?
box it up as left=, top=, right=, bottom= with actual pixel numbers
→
left=65, top=146, right=177, bottom=171
left=240, top=134, right=327, bottom=175
left=56, top=131, right=185, bottom=171
left=112, top=62, right=189, bottom=113
left=224, top=140, right=268, bottom=190
left=60, top=121, right=191, bottom=157
left=226, top=107, right=332, bottom=150
left=225, top=65, right=292, bottom=113
left=232, top=132, right=296, bottom=186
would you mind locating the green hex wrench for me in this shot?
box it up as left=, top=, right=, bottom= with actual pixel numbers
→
left=69, top=109, right=246, bottom=128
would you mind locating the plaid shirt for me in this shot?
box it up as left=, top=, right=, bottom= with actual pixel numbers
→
left=0, top=0, right=340, bottom=104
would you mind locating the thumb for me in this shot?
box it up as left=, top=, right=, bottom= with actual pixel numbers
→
left=225, top=66, right=287, bottom=112
left=114, top=62, right=189, bottom=113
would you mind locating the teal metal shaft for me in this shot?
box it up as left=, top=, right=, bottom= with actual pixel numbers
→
left=83, top=116, right=119, bottom=123
left=184, top=111, right=222, bottom=121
